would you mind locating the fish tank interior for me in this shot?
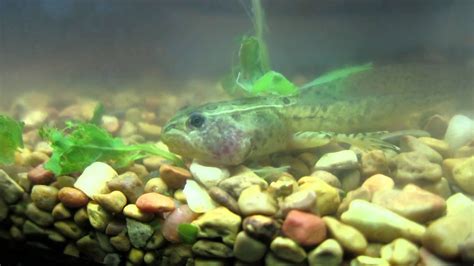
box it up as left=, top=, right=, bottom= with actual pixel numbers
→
left=0, top=0, right=473, bottom=265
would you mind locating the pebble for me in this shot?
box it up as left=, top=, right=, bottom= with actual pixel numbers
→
left=208, top=186, right=240, bottom=214
left=106, top=171, right=144, bottom=203
left=47, top=229, right=66, bottom=243
left=351, top=256, right=389, bottom=266
left=452, top=156, right=474, bottom=194
left=24, top=151, right=49, bottom=167
left=419, top=137, right=451, bottom=158
left=189, top=161, right=229, bottom=188
left=298, top=177, right=341, bottom=216
left=144, top=177, right=169, bottom=194
left=163, top=243, right=193, bottom=265
left=86, top=201, right=112, bottom=231
left=136, top=192, right=175, bottom=213
left=106, top=220, right=126, bottom=236
left=10, top=226, right=23, bottom=241
left=192, top=239, right=233, bottom=258
left=242, top=215, right=279, bottom=240
left=323, top=216, right=367, bottom=254
left=73, top=207, right=89, bottom=227
left=459, top=235, right=474, bottom=262
left=17, top=172, right=32, bottom=193
left=444, top=114, right=474, bottom=150
left=394, top=152, right=442, bottom=183
left=22, top=220, right=46, bottom=235
left=145, top=231, right=166, bottom=250
left=233, top=231, right=267, bottom=262
left=454, top=141, right=474, bottom=158
left=25, top=203, right=54, bottom=226
left=54, top=220, right=84, bottom=239
left=183, top=180, right=218, bottom=213
left=381, top=238, right=420, bottom=266
left=27, top=164, right=55, bottom=185
left=143, top=156, right=167, bottom=171
left=360, top=150, right=389, bottom=178
left=314, top=150, right=359, bottom=171
left=282, top=210, right=326, bottom=246
left=101, top=115, right=120, bottom=134
left=400, top=135, right=443, bottom=163
left=0, top=169, right=25, bottom=204
left=52, top=203, right=72, bottom=220
left=422, top=199, right=474, bottom=259
left=361, top=174, right=394, bottom=194
left=74, top=162, right=118, bottom=199
left=192, top=206, right=241, bottom=245
left=123, top=204, right=154, bottom=222
left=442, top=157, right=467, bottom=181
left=53, top=175, right=76, bottom=189
left=93, top=190, right=127, bottom=214
left=280, top=189, right=317, bottom=216
left=238, top=185, right=277, bottom=216
left=137, top=122, right=162, bottom=139
left=298, top=152, right=319, bottom=169
left=162, top=205, right=199, bottom=243
left=308, top=239, right=343, bottom=266
left=119, top=121, right=137, bottom=137
left=340, top=169, right=361, bottom=191
left=341, top=200, right=426, bottom=243
left=58, top=187, right=89, bottom=208
left=127, top=163, right=149, bottom=179
left=270, top=236, right=307, bottom=263
left=372, top=184, right=446, bottom=223
left=159, top=164, right=192, bottom=189
left=31, top=185, right=58, bottom=211
left=423, top=114, right=448, bottom=139
left=63, top=243, right=80, bottom=258
left=0, top=198, right=8, bottom=222
left=310, top=170, right=341, bottom=188
left=419, top=177, right=451, bottom=199
left=110, top=233, right=131, bottom=252
left=129, top=248, right=145, bottom=265
left=218, top=166, right=267, bottom=198
left=267, top=175, right=297, bottom=198
left=126, top=217, right=154, bottom=248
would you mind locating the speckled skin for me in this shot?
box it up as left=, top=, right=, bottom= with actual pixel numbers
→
left=161, top=64, right=473, bottom=165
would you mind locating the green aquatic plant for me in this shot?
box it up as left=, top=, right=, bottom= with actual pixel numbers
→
left=0, top=115, right=24, bottom=164
left=40, top=121, right=183, bottom=175
left=300, top=63, right=373, bottom=90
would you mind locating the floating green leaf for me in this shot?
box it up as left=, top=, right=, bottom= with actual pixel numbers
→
left=0, top=115, right=24, bottom=164
left=252, top=71, right=299, bottom=96
left=40, top=121, right=183, bottom=175
left=177, top=223, right=198, bottom=244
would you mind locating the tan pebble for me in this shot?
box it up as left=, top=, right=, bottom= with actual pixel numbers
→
left=419, top=137, right=451, bottom=158
left=144, top=178, right=169, bottom=194
left=123, top=204, right=154, bottom=222
left=93, top=191, right=127, bottom=214
left=58, top=187, right=89, bottom=208
left=159, top=164, right=192, bottom=189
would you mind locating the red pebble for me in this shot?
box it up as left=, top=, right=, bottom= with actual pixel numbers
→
left=28, top=164, right=55, bottom=185
left=136, top=192, right=176, bottom=213
left=282, top=210, right=327, bottom=246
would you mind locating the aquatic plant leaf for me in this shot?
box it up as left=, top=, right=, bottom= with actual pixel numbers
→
left=40, top=121, right=183, bottom=175
left=90, top=102, right=105, bottom=125
left=177, top=223, right=198, bottom=244
left=301, top=63, right=373, bottom=90
left=0, top=115, right=24, bottom=164
left=251, top=71, right=299, bottom=96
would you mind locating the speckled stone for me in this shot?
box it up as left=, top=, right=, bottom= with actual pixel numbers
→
left=58, top=187, right=89, bottom=208
left=31, top=185, right=58, bottom=211
left=233, top=231, right=267, bottom=262
left=106, top=171, right=144, bottom=203
left=192, top=206, right=241, bottom=245
left=192, top=240, right=233, bottom=258
left=270, top=236, right=307, bottom=263
left=126, top=218, right=154, bottom=248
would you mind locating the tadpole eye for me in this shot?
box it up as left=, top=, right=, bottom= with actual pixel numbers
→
left=187, top=112, right=206, bottom=128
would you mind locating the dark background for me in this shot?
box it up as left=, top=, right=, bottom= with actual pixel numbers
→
left=0, top=0, right=473, bottom=93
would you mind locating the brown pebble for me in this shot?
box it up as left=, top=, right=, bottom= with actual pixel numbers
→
left=28, top=164, right=55, bottom=185
left=159, top=164, right=192, bottom=189
left=58, top=187, right=89, bottom=208
left=136, top=192, right=176, bottom=213
left=208, top=186, right=240, bottom=215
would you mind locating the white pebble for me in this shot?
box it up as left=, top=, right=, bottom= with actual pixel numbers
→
left=190, top=161, right=230, bottom=188
left=183, top=180, right=218, bottom=213
left=444, top=115, right=474, bottom=150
